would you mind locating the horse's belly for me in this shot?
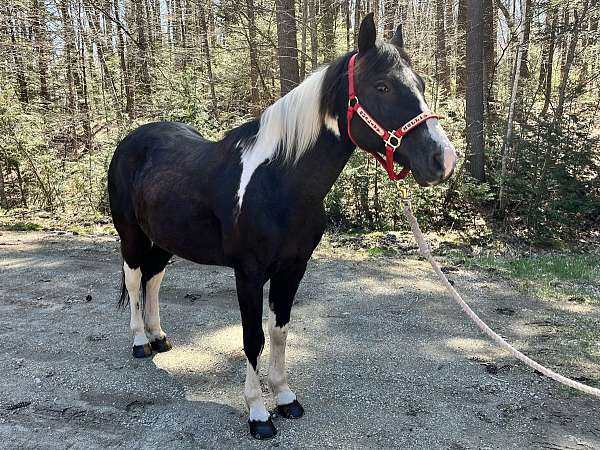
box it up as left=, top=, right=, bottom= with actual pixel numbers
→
left=138, top=203, right=229, bottom=267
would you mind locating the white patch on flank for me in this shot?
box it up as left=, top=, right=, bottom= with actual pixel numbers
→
left=124, top=262, right=149, bottom=347
left=244, top=357, right=270, bottom=422
left=144, top=270, right=166, bottom=340
left=268, top=309, right=297, bottom=406
left=237, top=67, right=329, bottom=209
left=324, top=114, right=340, bottom=137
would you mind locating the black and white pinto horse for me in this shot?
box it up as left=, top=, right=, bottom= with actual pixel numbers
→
left=108, top=14, right=457, bottom=439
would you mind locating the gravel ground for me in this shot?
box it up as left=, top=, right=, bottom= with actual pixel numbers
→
left=0, top=231, right=599, bottom=450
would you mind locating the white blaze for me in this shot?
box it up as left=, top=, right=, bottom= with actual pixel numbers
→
left=407, top=68, right=457, bottom=177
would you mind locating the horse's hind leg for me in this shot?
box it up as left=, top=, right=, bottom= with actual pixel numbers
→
left=141, top=245, right=173, bottom=352
left=118, top=223, right=153, bottom=358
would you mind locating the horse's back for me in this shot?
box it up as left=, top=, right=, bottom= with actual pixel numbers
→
left=108, top=121, right=210, bottom=217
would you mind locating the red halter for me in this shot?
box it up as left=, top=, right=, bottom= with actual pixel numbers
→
left=346, top=53, right=439, bottom=181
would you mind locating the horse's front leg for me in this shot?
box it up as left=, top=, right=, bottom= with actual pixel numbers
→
left=268, top=263, right=307, bottom=419
left=234, top=268, right=277, bottom=440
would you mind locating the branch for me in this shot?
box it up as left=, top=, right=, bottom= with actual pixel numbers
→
left=494, top=0, right=516, bottom=35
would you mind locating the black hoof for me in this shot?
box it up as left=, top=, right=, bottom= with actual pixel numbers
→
left=150, top=336, right=173, bottom=353
left=248, top=418, right=277, bottom=440
left=276, top=399, right=304, bottom=419
left=132, top=343, right=152, bottom=358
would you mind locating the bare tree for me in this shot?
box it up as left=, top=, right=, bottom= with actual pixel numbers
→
left=275, top=0, right=300, bottom=95
left=465, top=0, right=485, bottom=181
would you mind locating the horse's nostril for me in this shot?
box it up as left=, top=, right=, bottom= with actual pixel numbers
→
left=431, top=150, right=444, bottom=174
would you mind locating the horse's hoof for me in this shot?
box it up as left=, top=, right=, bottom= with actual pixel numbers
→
left=132, top=343, right=152, bottom=358
left=248, top=418, right=277, bottom=440
left=150, top=336, right=173, bottom=353
left=276, top=399, right=304, bottom=419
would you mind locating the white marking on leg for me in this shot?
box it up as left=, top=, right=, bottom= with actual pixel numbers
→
left=124, top=262, right=148, bottom=347
left=268, top=309, right=296, bottom=406
left=144, top=270, right=166, bottom=341
left=244, top=357, right=270, bottom=422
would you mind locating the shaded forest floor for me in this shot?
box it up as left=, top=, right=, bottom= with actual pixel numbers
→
left=1, top=230, right=599, bottom=449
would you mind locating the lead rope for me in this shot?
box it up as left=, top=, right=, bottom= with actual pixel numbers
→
left=398, top=187, right=600, bottom=399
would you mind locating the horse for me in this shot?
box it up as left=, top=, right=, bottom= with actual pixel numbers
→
left=107, top=13, right=457, bottom=439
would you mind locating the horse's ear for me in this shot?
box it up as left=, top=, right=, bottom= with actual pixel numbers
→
left=390, top=24, right=404, bottom=48
left=358, top=13, right=376, bottom=54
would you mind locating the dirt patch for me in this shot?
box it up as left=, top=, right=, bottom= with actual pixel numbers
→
left=1, top=231, right=599, bottom=449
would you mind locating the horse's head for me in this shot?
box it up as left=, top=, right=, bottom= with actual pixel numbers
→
left=348, top=14, right=457, bottom=186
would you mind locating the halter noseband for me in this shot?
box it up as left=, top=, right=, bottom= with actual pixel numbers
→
left=346, top=53, right=439, bottom=181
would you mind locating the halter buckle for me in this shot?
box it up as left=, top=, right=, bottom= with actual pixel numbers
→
left=384, top=133, right=402, bottom=150
left=348, top=97, right=359, bottom=108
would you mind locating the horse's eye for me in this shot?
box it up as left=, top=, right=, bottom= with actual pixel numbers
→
left=375, top=83, right=390, bottom=94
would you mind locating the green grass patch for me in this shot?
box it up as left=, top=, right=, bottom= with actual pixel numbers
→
left=1, top=222, right=42, bottom=231
left=367, top=246, right=386, bottom=256
left=464, top=255, right=600, bottom=304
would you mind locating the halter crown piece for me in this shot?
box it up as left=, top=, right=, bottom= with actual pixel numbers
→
left=346, top=53, right=439, bottom=181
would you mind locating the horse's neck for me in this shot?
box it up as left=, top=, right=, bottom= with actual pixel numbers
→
left=285, top=129, right=355, bottom=205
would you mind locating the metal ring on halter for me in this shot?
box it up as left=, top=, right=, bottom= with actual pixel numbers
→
left=348, top=97, right=359, bottom=108
left=384, top=133, right=402, bottom=150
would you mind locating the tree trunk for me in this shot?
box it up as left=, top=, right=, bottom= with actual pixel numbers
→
left=246, top=0, right=260, bottom=107
left=465, top=0, right=485, bottom=181
left=32, top=0, right=50, bottom=104
left=309, top=0, right=318, bottom=68
left=198, top=2, right=218, bottom=118
left=554, top=1, right=589, bottom=122
left=133, top=0, right=151, bottom=101
left=498, top=0, right=528, bottom=210
left=0, top=156, right=7, bottom=209
left=520, top=0, right=532, bottom=78
left=321, top=0, right=336, bottom=62
left=300, top=0, right=307, bottom=78
left=383, top=0, right=396, bottom=39
left=456, top=0, right=467, bottom=96
left=87, top=7, right=121, bottom=116
left=540, top=8, right=557, bottom=116
left=9, top=15, right=29, bottom=104
left=354, top=0, right=361, bottom=48
left=482, top=0, right=496, bottom=112
left=114, top=0, right=134, bottom=116
left=275, top=0, right=300, bottom=96
left=435, top=0, right=450, bottom=100
left=59, top=0, right=78, bottom=154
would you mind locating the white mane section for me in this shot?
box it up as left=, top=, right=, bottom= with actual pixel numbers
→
left=237, top=66, right=338, bottom=209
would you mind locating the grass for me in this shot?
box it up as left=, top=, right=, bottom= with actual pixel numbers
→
left=1, top=222, right=42, bottom=231
left=464, top=255, right=600, bottom=304
left=367, top=246, right=387, bottom=256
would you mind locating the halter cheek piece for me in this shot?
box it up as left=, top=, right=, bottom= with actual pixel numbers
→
left=346, top=53, right=439, bottom=181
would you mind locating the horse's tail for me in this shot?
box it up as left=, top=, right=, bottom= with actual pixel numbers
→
left=117, top=261, right=148, bottom=316
left=117, top=263, right=129, bottom=309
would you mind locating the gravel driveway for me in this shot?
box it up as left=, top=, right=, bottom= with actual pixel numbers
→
left=1, top=231, right=598, bottom=449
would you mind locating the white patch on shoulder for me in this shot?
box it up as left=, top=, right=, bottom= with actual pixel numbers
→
left=236, top=67, right=330, bottom=210
left=324, top=114, right=340, bottom=138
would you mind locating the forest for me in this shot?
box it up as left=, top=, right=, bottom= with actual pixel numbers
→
left=0, top=0, right=599, bottom=245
